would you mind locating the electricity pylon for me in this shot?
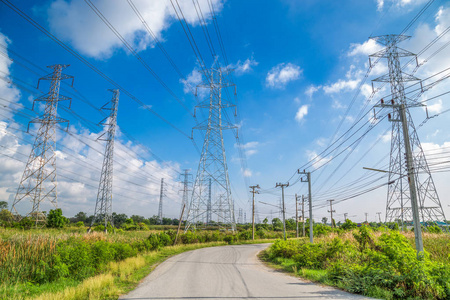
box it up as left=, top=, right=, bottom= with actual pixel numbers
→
left=370, top=34, right=445, bottom=225
left=89, top=89, right=119, bottom=233
left=11, top=64, right=73, bottom=226
left=179, top=169, right=192, bottom=221
left=158, top=178, right=165, bottom=224
left=185, top=63, right=237, bottom=231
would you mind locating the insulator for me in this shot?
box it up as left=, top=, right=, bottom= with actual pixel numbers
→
left=380, top=99, right=384, bottom=104
left=388, top=113, right=391, bottom=120
left=391, top=99, right=395, bottom=104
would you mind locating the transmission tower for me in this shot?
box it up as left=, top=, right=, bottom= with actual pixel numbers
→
left=11, top=64, right=73, bottom=226
left=179, top=169, right=192, bottom=221
left=158, top=178, right=165, bottom=225
left=185, top=63, right=237, bottom=231
left=370, top=34, right=446, bottom=224
left=89, top=89, right=119, bottom=232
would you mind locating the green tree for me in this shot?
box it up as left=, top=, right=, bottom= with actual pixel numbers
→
left=272, top=218, right=283, bottom=231
left=321, top=217, right=328, bottom=225
left=340, top=218, right=357, bottom=230
left=131, top=215, right=145, bottom=224
left=0, top=209, right=13, bottom=226
left=0, top=201, right=8, bottom=210
left=47, top=208, right=68, bottom=228
left=148, top=215, right=159, bottom=225
left=74, top=211, right=87, bottom=222
left=112, top=212, right=128, bottom=227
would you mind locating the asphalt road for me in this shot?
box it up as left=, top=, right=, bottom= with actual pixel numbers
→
left=120, top=243, right=373, bottom=300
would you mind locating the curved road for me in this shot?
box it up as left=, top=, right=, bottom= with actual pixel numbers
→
left=120, top=244, right=372, bottom=300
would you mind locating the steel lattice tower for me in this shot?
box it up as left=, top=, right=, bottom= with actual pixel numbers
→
left=11, top=64, right=73, bottom=226
left=158, top=178, right=165, bottom=224
left=185, top=64, right=237, bottom=231
left=370, top=34, right=445, bottom=224
left=179, top=169, right=192, bottom=221
left=89, top=89, right=119, bottom=232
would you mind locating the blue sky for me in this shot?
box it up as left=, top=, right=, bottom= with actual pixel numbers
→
left=0, top=0, right=449, bottom=223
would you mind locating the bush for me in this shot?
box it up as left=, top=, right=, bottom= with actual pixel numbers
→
left=47, top=209, right=68, bottom=228
left=75, top=221, right=84, bottom=227
left=265, top=228, right=450, bottom=299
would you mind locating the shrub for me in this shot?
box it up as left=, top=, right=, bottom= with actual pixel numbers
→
left=47, top=209, right=68, bottom=228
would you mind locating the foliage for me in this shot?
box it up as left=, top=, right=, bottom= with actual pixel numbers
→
left=75, top=221, right=84, bottom=227
left=0, top=201, right=7, bottom=210
left=340, top=219, right=357, bottom=230
left=264, top=228, right=450, bottom=299
left=47, top=209, right=68, bottom=228
left=272, top=218, right=283, bottom=231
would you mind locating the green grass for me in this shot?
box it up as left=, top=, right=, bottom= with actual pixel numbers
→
left=1, top=242, right=226, bottom=300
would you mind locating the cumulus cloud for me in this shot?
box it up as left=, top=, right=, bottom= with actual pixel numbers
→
left=305, top=85, right=321, bottom=98
left=235, top=141, right=259, bottom=157
left=242, top=168, right=252, bottom=177
left=348, top=39, right=383, bottom=57
left=323, top=79, right=360, bottom=94
left=426, top=99, right=443, bottom=114
left=306, top=150, right=333, bottom=170
left=0, top=33, right=21, bottom=116
left=376, top=0, right=384, bottom=11
left=229, top=56, right=258, bottom=75
left=295, top=105, right=308, bottom=123
left=181, top=69, right=203, bottom=94
left=265, top=63, right=302, bottom=88
left=46, top=0, right=223, bottom=59
left=0, top=31, right=184, bottom=218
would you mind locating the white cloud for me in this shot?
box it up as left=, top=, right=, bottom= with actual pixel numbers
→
left=295, top=105, right=308, bottom=123
left=242, top=168, right=252, bottom=177
left=323, top=79, right=360, bottom=94
left=230, top=56, right=258, bottom=75
left=305, top=85, right=321, bottom=98
left=265, top=63, right=302, bottom=88
left=348, top=39, right=383, bottom=57
left=381, top=133, right=391, bottom=143
left=46, top=0, right=223, bottom=59
left=181, top=69, right=203, bottom=94
left=306, top=150, right=333, bottom=170
left=377, top=0, right=384, bottom=11
left=426, top=99, right=443, bottom=114
left=0, top=33, right=21, bottom=118
left=235, top=141, right=259, bottom=157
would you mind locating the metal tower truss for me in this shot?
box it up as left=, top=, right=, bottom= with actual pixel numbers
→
left=158, top=178, right=166, bottom=224
left=185, top=64, right=237, bottom=231
left=89, top=89, right=119, bottom=232
left=11, top=64, right=73, bottom=225
left=179, top=169, right=192, bottom=221
left=370, top=34, right=445, bottom=224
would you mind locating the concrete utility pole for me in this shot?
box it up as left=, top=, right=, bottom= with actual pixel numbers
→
left=327, top=200, right=335, bottom=228
left=365, top=212, right=368, bottom=223
left=295, top=194, right=299, bottom=238
left=275, top=182, right=289, bottom=241
left=249, top=185, right=260, bottom=240
left=377, top=212, right=382, bottom=223
left=369, top=34, right=446, bottom=254
left=298, top=170, right=313, bottom=243
left=302, top=195, right=306, bottom=237
left=400, top=103, right=424, bottom=252
left=344, top=213, right=348, bottom=221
